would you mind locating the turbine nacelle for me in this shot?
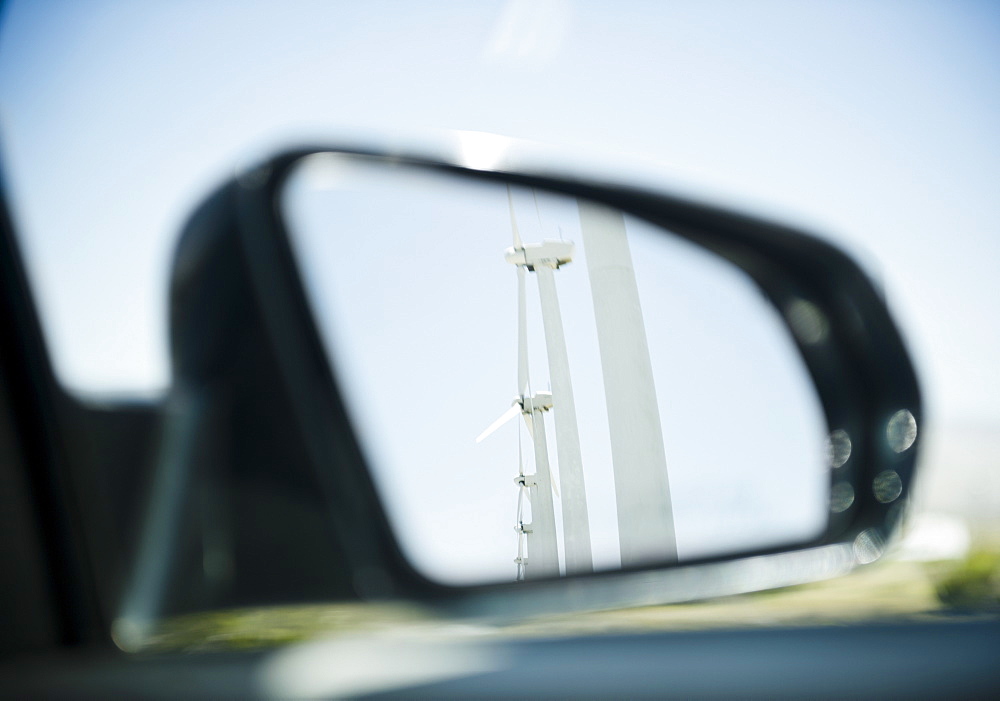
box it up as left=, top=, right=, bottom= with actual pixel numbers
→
left=504, top=240, right=574, bottom=270
left=519, top=390, right=553, bottom=414
left=475, top=390, right=553, bottom=444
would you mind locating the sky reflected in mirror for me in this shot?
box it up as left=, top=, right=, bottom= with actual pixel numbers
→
left=282, top=155, right=828, bottom=584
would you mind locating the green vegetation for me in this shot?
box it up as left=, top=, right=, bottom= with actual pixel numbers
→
left=137, top=551, right=1000, bottom=654
left=138, top=602, right=430, bottom=653
left=502, top=560, right=946, bottom=639
left=930, top=549, right=1000, bottom=610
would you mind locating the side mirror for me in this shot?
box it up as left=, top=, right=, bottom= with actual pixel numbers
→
left=118, top=141, right=921, bottom=641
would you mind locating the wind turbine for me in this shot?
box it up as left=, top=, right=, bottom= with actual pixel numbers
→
left=478, top=187, right=594, bottom=578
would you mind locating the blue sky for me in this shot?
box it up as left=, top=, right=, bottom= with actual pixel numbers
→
left=1, top=1, right=996, bottom=421
left=282, top=159, right=827, bottom=580
left=1, top=1, right=997, bottom=568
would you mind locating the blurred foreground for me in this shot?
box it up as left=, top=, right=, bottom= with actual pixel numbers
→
left=139, top=546, right=1000, bottom=654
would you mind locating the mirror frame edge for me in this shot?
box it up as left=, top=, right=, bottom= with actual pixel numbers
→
left=227, top=144, right=923, bottom=609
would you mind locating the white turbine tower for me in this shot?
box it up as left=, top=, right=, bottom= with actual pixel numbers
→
left=478, top=187, right=594, bottom=578
left=578, top=201, right=677, bottom=566
left=481, top=194, right=675, bottom=575
left=477, top=188, right=559, bottom=580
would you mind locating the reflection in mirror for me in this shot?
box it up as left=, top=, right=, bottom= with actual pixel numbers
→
left=282, top=155, right=829, bottom=585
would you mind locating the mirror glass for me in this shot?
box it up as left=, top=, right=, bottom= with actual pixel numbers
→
left=281, top=154, right=829, bottom=585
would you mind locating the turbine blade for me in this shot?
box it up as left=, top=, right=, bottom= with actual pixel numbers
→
left=517, top=266, right=529, bottom=397
left=522, top=410, right=534, bottom=440
left=518, top=420, right=525, bottom=476
left=475, top=403, right=520, bottom=443
left=507, top=185, right=523, bottom=249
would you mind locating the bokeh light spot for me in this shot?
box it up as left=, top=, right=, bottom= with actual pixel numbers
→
left=826, top=429, right=852, bottom=468
left=886, top=409, right=917, bottom=453
left=830, top=481, right=855, bottom=513
left=873, top=470, right=903, bottom=503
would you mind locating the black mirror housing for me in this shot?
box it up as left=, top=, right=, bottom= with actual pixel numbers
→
left=124, top=144, right=922, bottom=632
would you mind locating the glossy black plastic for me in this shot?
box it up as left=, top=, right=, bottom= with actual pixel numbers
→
left=182, top=146, right=923, bottom=604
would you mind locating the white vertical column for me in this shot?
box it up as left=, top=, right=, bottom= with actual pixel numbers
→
left=579, top=202, right=677, bottom=566
left=535, top=264, right=594, bottom=575
left=524, top=397, right=560, bottom=579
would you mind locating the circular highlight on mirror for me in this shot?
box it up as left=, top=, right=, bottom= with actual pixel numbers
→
left=853, top=528, right=885, bottom=565
left=873, top=470, right=903, bottom=504
left=785, top=299, right=829, bottom=345
left=826, top=429, right=852, bottom=468
left=830, top=482, right=855, bottom=514
left=886, top=409, right=917, bottom=453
